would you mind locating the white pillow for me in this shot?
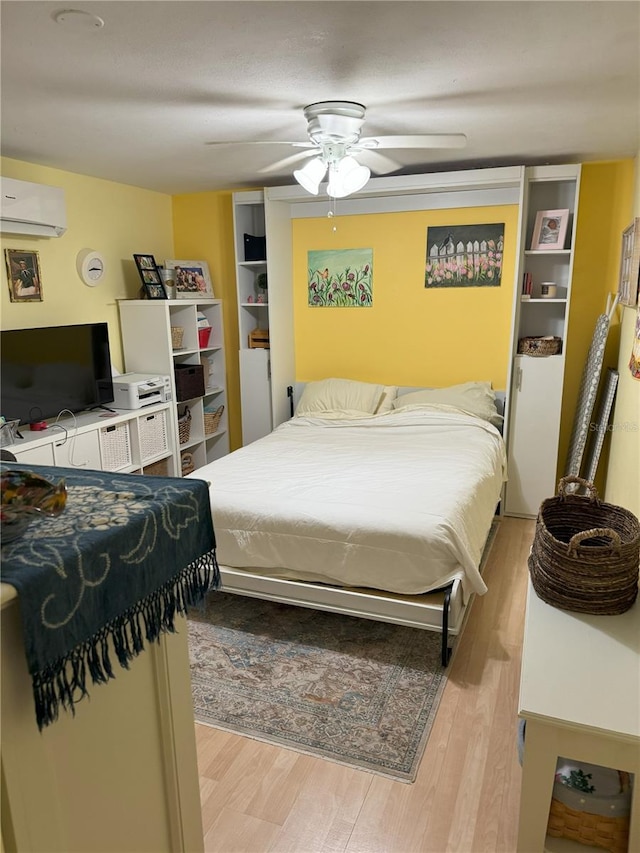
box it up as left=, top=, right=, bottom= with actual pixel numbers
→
left=295, top=378, right=384, bottom=417
left=375, top=385, right=398, bottom=414
left=392, top=381, right=501, bottom=423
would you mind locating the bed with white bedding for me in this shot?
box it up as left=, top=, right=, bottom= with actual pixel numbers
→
left=192, top=379, right=507, bottom=665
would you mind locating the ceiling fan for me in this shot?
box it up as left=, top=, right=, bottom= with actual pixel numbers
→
left=209, top=101, right=467, bottom=198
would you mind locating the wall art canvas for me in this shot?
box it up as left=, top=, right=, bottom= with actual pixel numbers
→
left=307, top=248, right=373, bottom=307
left=425, top=224, right=504, bottom=288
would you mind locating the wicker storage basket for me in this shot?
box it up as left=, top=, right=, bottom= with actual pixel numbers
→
left=171, top=326, right=184, bottom=349
left=177, top=407, right=191, bottom=445
left=518, top=335, right=562, bottom=356
left=144, top=458, right=170, bottom=477
left=139, top=410, right=169, bottom=461
left=99, top=422, right=132, bottom=471
left=203, top=405, right=224, bottom=435
left=180, top=451, right=195, bottom=476
left=548, top=798, right=630, bottom=853
left=547, top=760, right=632, bottom=853
left=529, top=476, right=640, bottom=615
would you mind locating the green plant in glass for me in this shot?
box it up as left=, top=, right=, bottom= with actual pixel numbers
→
left=256, top=272, right=268, bottom=303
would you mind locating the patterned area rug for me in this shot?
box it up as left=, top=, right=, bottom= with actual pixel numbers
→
left=188, top=521, right=498, bottom=782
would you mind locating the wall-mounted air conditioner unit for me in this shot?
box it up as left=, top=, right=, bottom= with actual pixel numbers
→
left=0, top=177, right=67, bottom=238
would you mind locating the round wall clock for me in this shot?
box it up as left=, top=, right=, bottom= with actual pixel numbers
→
left=76, top=249, right=106, bottom=287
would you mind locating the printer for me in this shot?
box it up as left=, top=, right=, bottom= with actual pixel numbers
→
left=112, top=373, right=172, bottom=409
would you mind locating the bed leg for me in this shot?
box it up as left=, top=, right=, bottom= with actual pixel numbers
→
left=441, top=584, right=453, bottom=667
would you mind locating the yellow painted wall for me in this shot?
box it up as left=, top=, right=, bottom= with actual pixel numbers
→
left=0, top=157, right=173, bottom=372
left=5, top=154, right=634, bottom=498
left=171, top=191, right=240, bottom=449
left=292, top=205, right=519, bottom=389
left=560, top=160, right=635, bottom=496
left=605, top=155, right=640, bottom=516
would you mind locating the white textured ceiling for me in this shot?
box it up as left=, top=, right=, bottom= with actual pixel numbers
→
left=1, top=0, right=639, bottom=194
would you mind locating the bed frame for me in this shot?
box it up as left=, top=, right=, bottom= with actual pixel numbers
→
left=217, top=385, right=506, bottom=667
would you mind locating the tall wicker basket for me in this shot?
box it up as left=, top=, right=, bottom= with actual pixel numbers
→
left=529, top=476, right=640, bottom=615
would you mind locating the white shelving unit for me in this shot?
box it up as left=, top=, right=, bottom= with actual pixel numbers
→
left=232, top=190, right=273, bottom=445
left=118, top=299, right=229, bottom=475
left=3, top=403, right=175, bottom=475
left=505, top=164, right=581, bottom=517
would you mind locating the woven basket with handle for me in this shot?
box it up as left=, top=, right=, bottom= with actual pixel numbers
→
left=203, top=405, right=224, bottom=435
left=529, top=476, right=640, bottom=615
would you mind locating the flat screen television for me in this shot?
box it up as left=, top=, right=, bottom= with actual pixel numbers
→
left=1, top=322, right=115, bottom=425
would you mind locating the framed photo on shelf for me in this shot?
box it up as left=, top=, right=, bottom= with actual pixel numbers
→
left=530, top=208, right=570, bottom=251
left=5, top=248, right=43, bottom=302
left=617, top=218, right=640, bottom=308
left=133, top=253, right=167, bottom=299
left=165, top=259, right=214, bottom=298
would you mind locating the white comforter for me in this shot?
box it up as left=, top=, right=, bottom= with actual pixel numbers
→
left=193, top=407, right=507, bottom=599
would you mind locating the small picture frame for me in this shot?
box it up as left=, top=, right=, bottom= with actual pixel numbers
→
left=165, top=259, right=214, bottom=298
left=133, top=254, right=167, bottom=299
left=5, top=248, right=43, bottom=302
left=617, top=218, right=640, bottom=308
left=530, top=209, right=570, bottom=251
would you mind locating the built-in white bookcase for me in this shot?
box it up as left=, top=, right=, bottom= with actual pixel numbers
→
left=118, top=298, right=229, bottom=475
left=505, top=164, right=581, bottom=517
left=232, top=191, right=273, bottom=445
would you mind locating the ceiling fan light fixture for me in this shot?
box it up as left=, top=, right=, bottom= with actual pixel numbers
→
left=293, top=157, right=327, bottom=195
left=327, top=156, right=371, bottom=198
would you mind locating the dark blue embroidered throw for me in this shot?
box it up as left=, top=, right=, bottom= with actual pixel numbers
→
left=0, top=464, right=219, bottom=729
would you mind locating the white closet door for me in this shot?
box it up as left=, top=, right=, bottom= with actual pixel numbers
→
left=239, top=348, right=272, bottom=445
left=506, top=356, right=565, bottom=517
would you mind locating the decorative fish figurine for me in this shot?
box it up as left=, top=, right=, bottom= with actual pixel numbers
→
left=1, top=469, right=67, bottom=541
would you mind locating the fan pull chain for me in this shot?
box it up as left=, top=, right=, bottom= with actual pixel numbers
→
left=327, top=197, right=338, bottom=232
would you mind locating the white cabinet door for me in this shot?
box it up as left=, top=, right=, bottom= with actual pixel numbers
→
left=53, top=429, right=102, bottom=470
left=12, top=443, right=55, bottom=465
left=239, top=348, right=272, bottom=445
left=506, top=356, right=565, bottom=517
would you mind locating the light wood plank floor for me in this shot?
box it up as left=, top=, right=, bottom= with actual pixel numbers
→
left=195, top=517, right=535, bottom=853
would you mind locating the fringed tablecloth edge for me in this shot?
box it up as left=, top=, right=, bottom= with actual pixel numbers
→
left=32, top=549, right=220, bottom=730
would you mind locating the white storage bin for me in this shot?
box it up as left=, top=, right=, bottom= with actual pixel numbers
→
left=139, top=410, right=169, bottom=462
left=99, top=422, right=132, bottom=471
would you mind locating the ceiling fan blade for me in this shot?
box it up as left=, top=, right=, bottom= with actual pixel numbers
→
left=352, top=148, right=402, bottom=175
left=206, top=140, right=314, bottom=148
left=258, top=149, right=318, bottom=174
left=360, top=134, right=468, bottom=150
